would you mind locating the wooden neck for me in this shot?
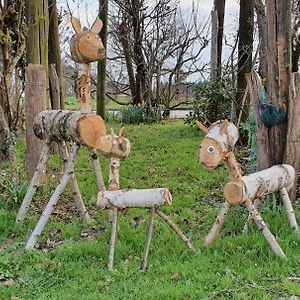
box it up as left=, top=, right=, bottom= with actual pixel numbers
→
left=224, top=152, right=243, bottom=181
left=77, top=63, right=91, bottom=114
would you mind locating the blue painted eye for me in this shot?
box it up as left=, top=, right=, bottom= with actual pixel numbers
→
left=207, top=146, right=215, bottom=153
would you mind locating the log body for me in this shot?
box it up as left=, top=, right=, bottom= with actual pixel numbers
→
left=224, top=164, right=295, bottom=204
left=97, top=188, right=172, bottom=209
left=33, top=110, right=106, bottom=148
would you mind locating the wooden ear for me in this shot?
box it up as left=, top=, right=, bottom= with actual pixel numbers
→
left=196, top=120, right=209, bottom=133
left=90, top=18, right=103, bottom=34
left=71, top=16, right=82, bottom=34
left=220, top=119, right=229, bottom=135
left=111, top=128, right=116, bottom=135
left=119, top=127, right=125, bottom=137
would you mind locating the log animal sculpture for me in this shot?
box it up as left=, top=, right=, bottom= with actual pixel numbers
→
left=197, top=119, right=299, bottom=258
left=18, top=110, right=130, bottom=250
left=97, top=133, right=195, bottom=271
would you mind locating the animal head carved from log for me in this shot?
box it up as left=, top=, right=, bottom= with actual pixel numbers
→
left=197, top=120, right=239, bottom=170
left=95, top=127, right=131, bottom=159
left=70, top=17, right=105, bottom=63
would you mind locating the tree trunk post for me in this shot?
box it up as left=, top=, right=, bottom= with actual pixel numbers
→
left=25, top=64, right=47, bottom=180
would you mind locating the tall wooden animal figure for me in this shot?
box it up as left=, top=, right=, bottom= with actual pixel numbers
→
left=197, top=120, right=299, bottom=258
left=16, top=17, right=126, bottom=250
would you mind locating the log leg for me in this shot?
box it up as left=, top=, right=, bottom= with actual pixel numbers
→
left=108, top=208, right=118, bottom=271
left=25, top=144, right=79, bottom=250
left=242, top=198, right=264, bottom=234
left=244, top=198, right=286, bottom=258
left=60, top=142, right=91, bottom=223
left=16, top=142, right=51, bottom=225
left=280, top=188, right=299, bottom=232
left=90, top=149, right=106, bottom=191
left=156, top=210, right=196, bottom=252
left=141, top=207, right=155, bottom=271
left=204, top=202, right=231, bottom=247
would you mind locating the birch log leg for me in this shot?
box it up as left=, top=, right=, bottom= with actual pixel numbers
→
left=141, top=207, right=155, bottom=271
left=156, top=210, right=196, bottom=252
left=90, top=149, right=106, bottom=191
left=16, top=142, right=51, bottom=225
left=25, top=144, right=80, bottom=250
left=280, top=188, right=299, bottom=232
left=60, top=142, right=91, bottom=223
left=108, top=208, right=118, bottom=271
left=242, top=198, right=264, bottom=234
left=244, top=198, right=286, bottom=258
left=204, top=202, right=231, bottom=247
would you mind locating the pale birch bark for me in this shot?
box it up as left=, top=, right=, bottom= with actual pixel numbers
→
left=90, top=149, right=106, bottom=191
left=156, top=210, right=196, bottom=252
left=108, top=208, right=118, bottom=271
left=141, top=207, right=155, bottom=271
left=224, top=165, right=295, bottom=205
left=244, top=198, right=286, bottom=258
left=25, top=144, right=79, bottom=249
left=204, top=202, right=231, bottom=247
left=242, top=197, right=264, bottom=234
left=16, top=142, right=51, bottom=225
left=280, top=188, right=299, bottom=232
left=98, top=188, right=172, bottom=209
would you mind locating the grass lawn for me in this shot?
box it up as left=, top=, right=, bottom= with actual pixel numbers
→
left=0, top=120, right=300, bottom=299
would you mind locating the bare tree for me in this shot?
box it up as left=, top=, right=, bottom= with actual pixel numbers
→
left=108, top=0, right=208, bottom=114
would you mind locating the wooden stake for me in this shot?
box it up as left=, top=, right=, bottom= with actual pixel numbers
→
left=108, top=208, right=118, bottom=271
left=280, top=188, right=299, bottom=232
left=204, top=202, right=231, bottom=247
left=16, top=142, right=51, bottom=225
left=156, top=210, right=196, bottom=252
left=60, top=142, right=91, bottom=223
left=141, top=206, right=155, bottom=271
left=25, top=143, right=79, bottom=250
left=244, top=198, right=286, bottom=258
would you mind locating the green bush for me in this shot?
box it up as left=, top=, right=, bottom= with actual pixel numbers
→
left=187, top=81, right=232, bottom=124
left=120, top=106, right=162, bottom=124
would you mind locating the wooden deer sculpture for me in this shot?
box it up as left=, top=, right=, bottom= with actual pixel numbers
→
left=197, top=119, right=299, bottom=258
left=97, top=128, right=195, bottom=271
left=20, top=111, right=131, bottom=250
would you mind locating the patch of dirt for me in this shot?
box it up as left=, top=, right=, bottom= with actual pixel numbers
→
left=80, top=226, right=107, bottom=241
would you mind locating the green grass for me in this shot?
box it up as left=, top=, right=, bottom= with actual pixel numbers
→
left=1, top=121, right=300, bottom=299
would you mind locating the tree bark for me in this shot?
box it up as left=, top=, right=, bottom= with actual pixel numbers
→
left=266, top=0, right=292, bottom=165
left=33, top=110, right=106, bottom=148
left=284, top=73, right=300, bottom=202
left=246, top=73, right=271, bottom=169
left=223, top=164, right=295, bottom=204
left=48, top=0, right=64, bottom=109
left=210, top=10, right=218, bottom=82
left=49, top=64, right=60, bottom=110
left=97, top=0, right=108, bottom=118
left=213, top=0, right=225, bottom=80
left=235, top=0, right=254, bottom=122
left=25, top=64, right=47, bottom=179
left=98, top=188, right=172, bottom=209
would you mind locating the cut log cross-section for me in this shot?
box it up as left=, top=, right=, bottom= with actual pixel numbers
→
left=196, top=119, right=299, bottom=258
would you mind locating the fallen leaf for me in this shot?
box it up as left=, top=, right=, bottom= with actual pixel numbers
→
left=170, top=272, right=181, bottom=281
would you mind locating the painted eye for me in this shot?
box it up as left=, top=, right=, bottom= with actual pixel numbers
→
left=207, top=146, right=215, bottom=153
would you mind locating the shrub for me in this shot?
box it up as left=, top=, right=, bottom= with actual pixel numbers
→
left=187, top=81, right=232, bottom=124
left=120, top=106, right=162, bottom=124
